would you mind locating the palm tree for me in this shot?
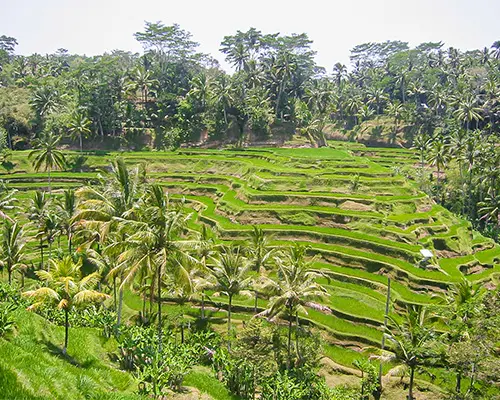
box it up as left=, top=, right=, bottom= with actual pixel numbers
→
left=211, top=74, right=233, bottom=125
left=427, top=138, right=450, bottom=189
left=29, top=132, right=66, bottom=194
left=209, top=246, right=252, bottom=349
left=332, top=63, right=347, bottom=87
left=165, top=253, right=210, bottom=342
left=42, top=211, right=59, bottom=266
left=438, top=279, right=483, bottom=395
left=478, top=193, right=500, bottom=231
left=193, top=225, right=216, bottom=319
left=274, top=51, right=297, bottom=118
left=490, top=40, right=500, bottom=60
left=127, top=67, right=157, bottom=108
left=412, top=133, right=431, bottom=171
left=258, top=245, right=328, bottom=369
left=247, top=226, right=274, bottom=273
left=85, top=235, right=123, bottom=311
left=23, top=256, right=109, bottom=355
left=429, top=84, right=448, bottom=116
left=383, top=305, right=437, bottom=400
left=0, top=181, right=17, bottom=221
left=56, top=189, right=78, bottom=253
left=367, top=87, right=388, bottom=115
left=189, top=73, right=210, bottom=110
left=26, top=191, right=50, bottom=269
left=68, top=112, right=91, bottom=153
left=454, top=96, right=483, bottom=132
left=386, top=101, right=404, bottom=144
left=0, top=221, right=27, bottom=285
left=31, top=86, right=63, bottom=120
left=114, top=185, right=190, bottom=347
left=76, top=158, right=143, bottom=241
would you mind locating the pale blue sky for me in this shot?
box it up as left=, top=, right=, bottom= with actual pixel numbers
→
left=1, top=0, right=499, bottom=70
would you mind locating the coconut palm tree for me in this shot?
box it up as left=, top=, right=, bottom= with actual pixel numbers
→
left=30, top=85, right=63, bottom=120
left=0, top=221, right=27, bottom=285
left=23, top=256, right=109, bottom=355
left=114, top=184, right=191, bottom=348
left=367, top=87, right=388, bottom=115
left=438, top=279, right=483, bottom=395
left=454, top=96, right=483, bottom=132
left=412, top=133, right=431, bottom=171
left=383, top=305, right=437, bottom=400
left=126, top=67, right=157, bottom=108
left=29, top=132, right=66, bottom=194
left=26, top=191, right=50, bottom=269
left=0, top=180, right=17, bottom=221
left=165, top=253, right=211, bottom=342
left=209, top=246, right=252, bottom=349
left=68, top=112, right=91, bottom=153
left=85, top=234, right=123, bottom=312
left=41, top=211, right=59, bottom=266
left=258, top=245, right=328, bottom=369
left=193, top=225, right=216, bottom=319
left=56, top=189, right=78, bottom=253
left=427, top=138, right=450, bottom=190
left=247, top=226, right=274, bottom=273
left=333, top=62, right=347, bottom=87
left=386, top=101, right=404, bottom=144
left=490, top=40, right=500, bottom=60
left=211, top=74, right=233, bottom=125
left=479, top=193, right=500, bottom=232
left=76, top=158, right=143, bottom=241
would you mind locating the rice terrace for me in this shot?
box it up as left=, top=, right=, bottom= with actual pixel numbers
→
left=0, top=3, right=499, bottom=400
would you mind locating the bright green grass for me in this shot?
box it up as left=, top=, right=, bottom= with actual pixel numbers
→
left=0, top=309, right=140, bottom=400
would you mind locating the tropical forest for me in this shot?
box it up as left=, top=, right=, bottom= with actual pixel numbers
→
left=0, top=18, right=499, bottom=400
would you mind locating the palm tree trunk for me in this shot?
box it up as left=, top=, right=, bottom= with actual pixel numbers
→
left=117, top=285, right=124, bottom=326
left=113, top=276, right=117, bottom=311
left=48, top=167, right=51, bottom=195
left=437, top=164, right=441, bottom=189
left=48, top=240, right=52, bottom=264
left=201, top=292, right=205, bottom=320
left=7, top=263, right=12, bottom=285
left=408, top=365, right=415, bottom=400
left=295, top=311, right=300, bottom=364
left=254, top=291, right=258, bottom=314
left=180, top=317, right=185, bottom=344
left=68, top=232, right=72, bottom=254
left=287, top=305, right=293, bottom=370
left=79, top=133, right=83, bottom=153
left=63, top=308, right=69, bottom=355
left=40, top=237, right=44, bottom=269
left=456, top=372, right=462, bottom=395
left=158, top=263, right=162, bottom=353
left=227, top=294, right=233, bottom=351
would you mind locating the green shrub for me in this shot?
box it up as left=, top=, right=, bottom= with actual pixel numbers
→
left=0, top=302, right=16, bottom=337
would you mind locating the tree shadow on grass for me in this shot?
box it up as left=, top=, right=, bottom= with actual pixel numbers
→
left=43, top=339, right=82, bottom=367
left=42, top=339, right=99, bottom=369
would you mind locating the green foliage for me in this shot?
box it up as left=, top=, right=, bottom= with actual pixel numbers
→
left=0, top=301, right=16, bottom=337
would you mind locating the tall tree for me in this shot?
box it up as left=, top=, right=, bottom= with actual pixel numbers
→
left=258, top=245, right=328, bottom=369
left=67, top=112, right=91, bottom=153
left=383, top=305, right=438, bottom=400
left=0, top=220, right=27, bottom=285
left=209, top=246, right=252, bottom=350
left=29, top=132, right=66, bottom=194
left=23, top=256, right=109, bottom=355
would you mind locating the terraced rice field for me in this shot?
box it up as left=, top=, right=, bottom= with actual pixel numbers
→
left=5, top=141, right=500, bottom=364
